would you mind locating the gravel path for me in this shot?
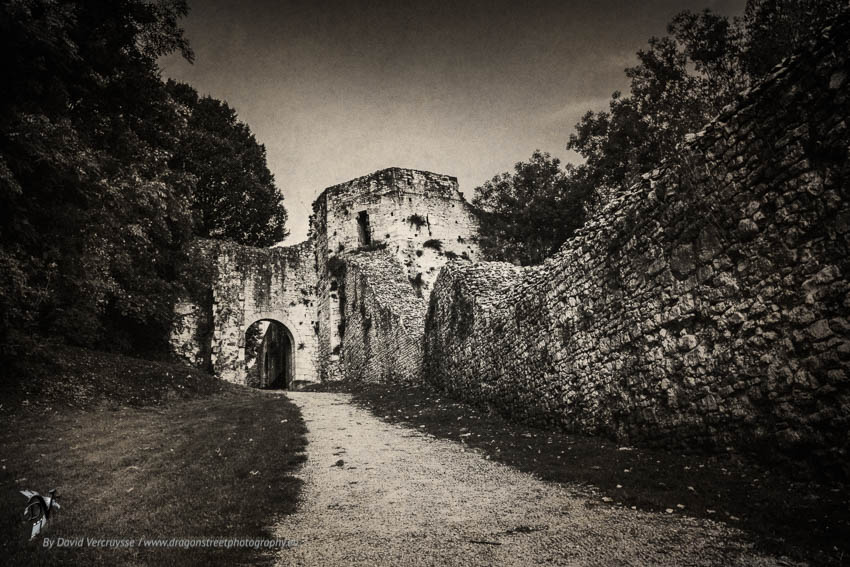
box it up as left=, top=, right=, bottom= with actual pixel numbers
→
left=273, top=392, right=795, bottom=566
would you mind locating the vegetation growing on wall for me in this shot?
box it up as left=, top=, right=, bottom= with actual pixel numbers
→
left=327, top=255, right=348, bottom=339
left=423, top=239, right=443, bottom=251
left=407, top=214, right=428, bottom=229
left=327, top=256, right=347, bottom=281
left=408, top=273, right=424, bottom=297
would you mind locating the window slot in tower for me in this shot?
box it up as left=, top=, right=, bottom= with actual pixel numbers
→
left=357, top=210, right=372, bottom=246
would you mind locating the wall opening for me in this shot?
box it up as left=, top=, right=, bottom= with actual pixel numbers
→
left=244, top=319, right=294, bottom=389
left=357, top=210, right=372, bottom=246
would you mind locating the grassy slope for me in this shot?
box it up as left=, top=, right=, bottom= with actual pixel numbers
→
left=306, top=380, right=850, bottom=567
left=0, top=345, right=307, bottom=566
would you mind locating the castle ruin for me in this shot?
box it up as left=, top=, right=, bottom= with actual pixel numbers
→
left=169, top=167, right=480, bottom=387
left=171, top=19, right=850, bottom=473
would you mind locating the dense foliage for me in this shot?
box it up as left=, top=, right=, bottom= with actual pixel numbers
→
left=0, top=0, right=195, bottom=355
left=475, top=0, right=844, bottom=266
left=167, top=80, right=289, bottom=246
left=472, top=151, right=592, bottom=266
left=568, top=0, right=845, bottom=203
left=0, top=0, right=287, bottom=358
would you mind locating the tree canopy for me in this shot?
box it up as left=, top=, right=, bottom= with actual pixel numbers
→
left=167, top=80, right=289, bottom=247
left=568, top=0, right=844, bottom=202
left=474, top=0, right=843, bottom=266
left=472, top=151, right=592, bottom=266
left=0, top=0, right=288, bottom=358
left=0, top=0, right=198, bottom=354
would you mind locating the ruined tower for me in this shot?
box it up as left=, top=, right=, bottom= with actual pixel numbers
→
left=170, top=167, right=480, bottom=387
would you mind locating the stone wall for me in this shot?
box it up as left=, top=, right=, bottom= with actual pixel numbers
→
left=170, top=296, right=212, bottom=370
left=170, top=239, right=320, bottom=387
left=171, top=167, right=479, bottom=386
left=340, top=251, right=427, bottom=383
left=313, top=168, right=480, bottom=290
left=424, top=21, right=850, bottom=469
left=311, top=167, right=480, bottom=380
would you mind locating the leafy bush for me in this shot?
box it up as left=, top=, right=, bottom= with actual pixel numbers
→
left=408, top=214, right=428, bottom=228
left=423, top=239, right=443, bottom=251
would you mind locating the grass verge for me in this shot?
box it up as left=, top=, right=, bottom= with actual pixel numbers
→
left=306, top=380, right=849, bottom=567
left=0, top=346, right=307, bottom=566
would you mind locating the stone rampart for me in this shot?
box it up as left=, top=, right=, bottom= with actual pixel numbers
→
left=424, top=20, right=850, bottom=470
left=340, top=251, right=427, bottom=383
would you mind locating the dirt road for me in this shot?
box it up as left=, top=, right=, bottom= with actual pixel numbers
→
left=273, top=392, right=794, bottom=566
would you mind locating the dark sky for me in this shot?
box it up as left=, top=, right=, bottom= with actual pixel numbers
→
left=160, top=0, right=746, bottom=242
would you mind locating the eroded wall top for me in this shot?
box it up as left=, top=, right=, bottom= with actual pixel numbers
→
left=424, top=15, right=850, bottom=473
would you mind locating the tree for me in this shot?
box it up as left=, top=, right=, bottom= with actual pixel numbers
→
left=0, top=0, right=196, bottom=354
left=473, top=1, right=842, bottom=267
left=167, top=81, right=289, bottom=247
left=568, top=9, right=744, bottom=203
left=472, top=151, right=593, bottom=266
left=567, top=0, right=844, bottom=207
left=741, top=0, right=846, bottom=78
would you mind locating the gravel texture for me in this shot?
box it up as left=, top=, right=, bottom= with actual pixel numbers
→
left=273, top=392, right=798, bottom=566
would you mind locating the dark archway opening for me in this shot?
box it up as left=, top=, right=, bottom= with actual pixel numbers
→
left=244, top=319, right=293, bottom=389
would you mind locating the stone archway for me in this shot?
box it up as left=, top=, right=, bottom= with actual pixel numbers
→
left=238, top=310, right=311, bottom=388
left=166, top=241, right=319, bottom=387
left=244, top=319, right=295, bottom=389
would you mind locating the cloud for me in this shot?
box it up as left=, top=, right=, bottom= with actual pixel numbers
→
left=605, top=50, right=639, bottom=71
left=544, top=96, right=613, bottom=125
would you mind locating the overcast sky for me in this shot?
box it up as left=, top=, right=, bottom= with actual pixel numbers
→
left=159, top=0, right=746, bottom=243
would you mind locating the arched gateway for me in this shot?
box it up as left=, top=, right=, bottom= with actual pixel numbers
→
left=170, top=239, right=320, bottom=388
left=244, top=318, right=296, bottom=389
